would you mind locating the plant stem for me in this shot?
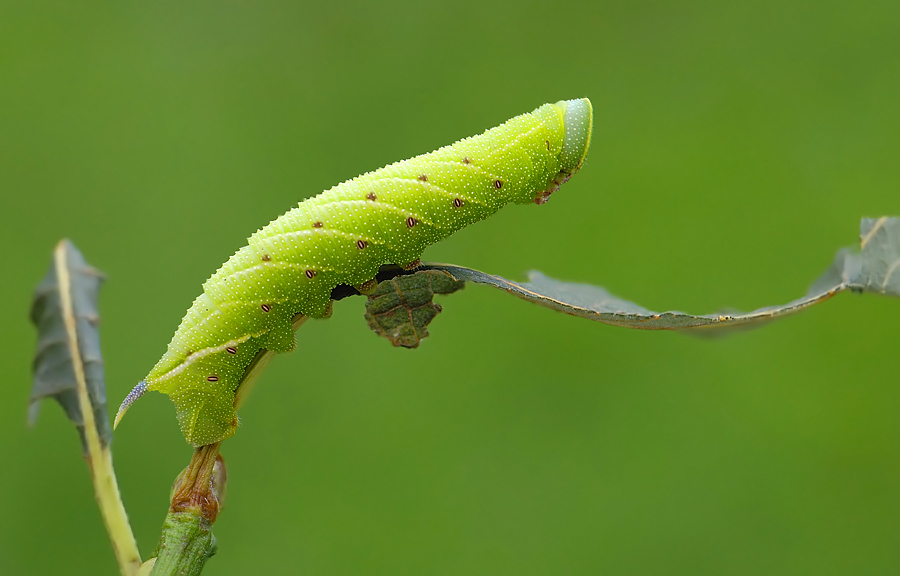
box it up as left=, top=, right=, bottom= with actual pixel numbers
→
left=150, top=443, right=224, bottom=576
left=93, top=449, right=142, bottom=574
left=56, top=242, right=142, bottom=576
left=148, top=513, right=216, bottom=576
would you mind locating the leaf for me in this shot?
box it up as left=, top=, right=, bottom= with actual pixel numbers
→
left=364, top=269, right=465, bottom=347
left=29, top=239, right=112, bottom=452
left=813, top=216, right=900, bottom=297
left=367, top=217, right=899, bottom=337
left=29, top=240, right=141, bottom=573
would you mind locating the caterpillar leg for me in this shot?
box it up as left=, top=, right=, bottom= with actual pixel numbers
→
left=354, top=278, right=379, bottom=295
left=400, top=258, right=421, bottom=271
left=172, top=386, right=240, bottom=446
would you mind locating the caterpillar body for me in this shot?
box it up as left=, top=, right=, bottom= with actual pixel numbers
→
left=116, top=98, right=593, bottom=446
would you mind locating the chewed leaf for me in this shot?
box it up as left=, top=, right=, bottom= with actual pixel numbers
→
left=365, top=270, right=466, bottom=347
left=404, top=217, right=900, bottom=333
left=29, top=239, right=112, bottom=453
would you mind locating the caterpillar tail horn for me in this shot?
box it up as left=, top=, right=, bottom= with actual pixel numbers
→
left=114, top=380, right=148, bottom=429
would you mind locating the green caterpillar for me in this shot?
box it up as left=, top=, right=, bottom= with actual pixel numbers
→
left=115, top=98, right=593, bottom=446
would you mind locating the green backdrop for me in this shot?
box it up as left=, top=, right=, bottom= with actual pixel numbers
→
left=2, top=1, right=898, bottom=574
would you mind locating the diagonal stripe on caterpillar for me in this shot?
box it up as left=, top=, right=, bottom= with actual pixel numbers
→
left=115, top=98, right=593, bottom=446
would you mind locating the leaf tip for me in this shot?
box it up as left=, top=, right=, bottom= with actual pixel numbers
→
left=27, top=401, right=40, bottom=428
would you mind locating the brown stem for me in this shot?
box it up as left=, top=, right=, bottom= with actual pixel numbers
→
left=149, top=443, right=226, bottom=576
left=170, top=443, right=225, bottom=521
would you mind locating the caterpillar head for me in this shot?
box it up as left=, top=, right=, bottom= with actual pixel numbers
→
left=557, top=98, right=593, bottom=175
left=536, top=98, right=593, bottom=205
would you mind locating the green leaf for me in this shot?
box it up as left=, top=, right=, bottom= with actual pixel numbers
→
left=29, top=239, right=112, bottom=452
left=364, top=269, right=465, bottom=348
left=370, top=217, right=898, bottom=337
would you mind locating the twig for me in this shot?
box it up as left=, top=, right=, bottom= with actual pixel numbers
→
left=55, top=242, right=142, bottom=576
left=149, top=443, right=225, bottom=576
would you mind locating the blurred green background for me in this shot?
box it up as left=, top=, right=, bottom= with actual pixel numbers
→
left=2, top=1, right=898, bottom=574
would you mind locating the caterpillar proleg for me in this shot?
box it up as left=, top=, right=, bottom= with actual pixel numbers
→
left=116, top=98, right=593, bottom=446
